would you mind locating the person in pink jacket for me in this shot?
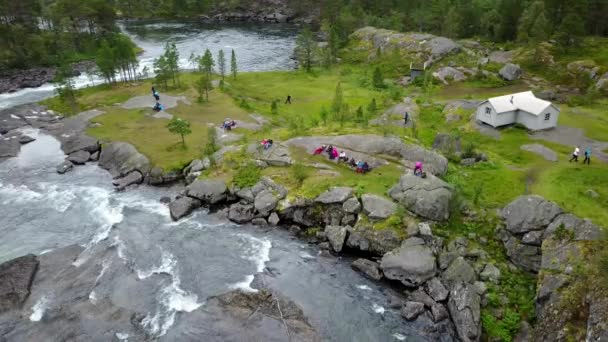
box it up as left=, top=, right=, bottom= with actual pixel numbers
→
left=414, top=161, right=423, bottom=176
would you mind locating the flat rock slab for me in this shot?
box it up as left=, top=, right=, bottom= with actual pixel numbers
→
left=473, top=121, right=501, bottom=140
left=151, top=111, right=173, bottom=119
left=0, top=254, right=39, bottom=313
left=521, top=144, right=558, bottom=162
left=370, top=97, right=419, bottom=128
left=121, top=95, right=189, bottom=110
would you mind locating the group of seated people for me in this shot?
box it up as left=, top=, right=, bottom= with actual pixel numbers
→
left=260, top=138, right=274, bottom=150
left=313, top=145, right=371, bottom=173
left=222, top=119, right=237, bottom=131
left=152, top=102, right=164, bottom=112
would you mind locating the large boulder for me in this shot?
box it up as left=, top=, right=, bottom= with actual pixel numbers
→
left=388, top=174, right=452, bottom=221
left=448, top=282, right=482, bottom=342
left=401, top=301, right=426, bottom=321
left=254, top=190, right=279, bottom=216
left=66, top=150, right=90, bottom=165
left=361, top=194, right=397, bottom=220
left=169, top=197, right=202, bottom=221
left=187, top=179, right=228, bottom=205
left=425, top=277, right=449, bottom=302
left=246, top=143, right=293, bottom=166
left=98, top=142, right=151, bottom=178
left=112, top=171, right=144, bottom=191
left=503, top=235, right=542, bottom=272
left=324, top=225, right=348, bottom=253
left=346, top=226, right=402, bottom=256
left=499, top=63, right=522, bottom=81
left=500, top=195, right=563, bottom=234
left=543, top=213, right=602, bottom=241
left=442, top=257, right=476, bottom=288
left=56, top=160, right=74, bottom=174
left=432, top=133, right=462, bottom=154
left=433, top=67, right=467, bottom=84
left=0, top=254, right=39, bottom=313
left=228, top=203, right=255, bottom=224
left=351, top=259, right=383, bottom=281
left=314, top=187, right=353, bottom=204
left=61, top=134, right=99, bottom=155
left=380, top=238, right=437, bottom=287
left=342, top=197, right=362, bottom=214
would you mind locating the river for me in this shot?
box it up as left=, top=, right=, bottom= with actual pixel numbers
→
left=0, top=20, right=298, bottom=110
left=0, top=22, right=442, bottom=341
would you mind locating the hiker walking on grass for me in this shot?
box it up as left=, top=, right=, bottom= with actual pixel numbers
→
left=569, top=146, right=580, bottom=162
left=584, top=147, right=591, bottom=165
left=404, top=112, right=409, bottom=125
left=285, top=95, right=292, bottom=104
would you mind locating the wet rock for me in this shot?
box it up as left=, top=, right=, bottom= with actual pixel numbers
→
left=401, top=301, right=426, bottom=321
left=325, top=226, right=348, bottom=253
left=346, top=226, right=402, bottom=256
left=67, top=150, right=90, bottom=165
left=56, top=160, right=74, bottom=174
left=442, top=257, right=476, bottom=288
left=99, top=142, right=150, bottom=178
left=254, top=190, right=279, bottom=216
left=500, top=195, right=563, bottom=234
left=18, top=135, right=35, bottom=144
left=62, top=134, right=99, bottom=155
left=160, top=196, right=171, bottom=204
left=448, top=282, right=481, bottom=342
left=268, top=212, right=280, bottom=226
left=89, top=151, right=99, bottom=161
left=431, top=303, right=449, bottom=322
left=315, top=187, right=353, bottom=204
left=342, top=197, right=361, bottom=214
left=425, top=277, right=449, bottom=302
left=479, top=264, right=501, bottom=283
left=380, top=238, right=436, bottom=287
left=251, top=218, right=267, bottom=226
left=112, top=171, right=143, bottom=191
left=169, top=197, right=202, bottom=221
left=499, top=63, right=522, bottom=81
left=351, top=259, right=383, bottom=281
left=228, top=203, right=255, bottom=224
left=187, top=179, right=228, bottom=205
left=388, top=173, right=453, bottom=221
left=408, top=289, right=437, bottom=308
left=147, top=167, right=165, bottom=185
left=0, top=254, right=39, bottom=313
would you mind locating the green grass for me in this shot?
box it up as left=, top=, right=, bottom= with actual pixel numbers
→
left=558, top=100, right=608, bottom=141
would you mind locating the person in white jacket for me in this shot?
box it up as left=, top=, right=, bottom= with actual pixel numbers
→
left=569, top=146, right=580, bottom=162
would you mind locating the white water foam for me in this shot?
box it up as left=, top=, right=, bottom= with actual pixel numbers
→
left=116, top=333, right=130, bottom=341
left=89, top=291, right=98, bottom=304
left=29, top=296, right=49, bottom=322
left=229, top=275, right=257, bottom=293
left=0, top=184, right=42, bottom=204
left=95, top=260, right=111, bottom=283
left=137, top=251, right=176, bottom=280
left=393, top=333, right=407, bottom=340
left=36, top=183, right=76, bottom=212
left=372, top=303, right=385, bottom=314
left=299, top=252, right=315, bottom=259
left=237, top=234, right=272, bottom=273
left=357, top=285, right=372, bottom=291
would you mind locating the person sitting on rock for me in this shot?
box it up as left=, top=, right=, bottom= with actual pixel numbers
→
left=326, top=145, right=334, bottom=157
left=330, top=147, right=339, bottom=160
left=414, top=161, right=423, bottom=177
left=153, top=102, right=163, bottom=112
left=339, top=151, right=348, bottom=162
left=362, top=161, right=370, bottom=173
left=349, top=158, right=357, bottom=168
left=265, top=139, right=273, bottom=150
left=356, top=160, right=364, bottom=173
left=313, top=146, right=324, bottom=155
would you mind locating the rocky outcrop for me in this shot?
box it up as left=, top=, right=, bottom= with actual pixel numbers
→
left=361, top=194, right=397, bottom=220
left=67, top=150, right=90, bottom=165
left=351, top=27, right=460, bottom=63
left=433, top=67, right=467, bottom=84
left=56, top=160, right=74, bottom=174
left=247, top=143, right=293, bottom=166
left=499, top=63, right=522, bottom=81
left=380, top=238, right=437, bottom=287
left=61, top=135, right=99, bottom=155
left=0, top=254, right=39, bottom=313
left=315, top=187, right=353, bottom=204
left=433, top=133, right=462, bottom=155
left=388, top=173, right=453, bottom=221
left=369, top=97, right=419, bottom=127
left=112, top=171, right=144, bottom=191
left=99, top=142, right=150, bottom=179
left=325, top=225, right=348, bottom=253
left=228, top=203, right=256, bottom=223
left=285, top=135, right=448, bottom=176
left=351, top=259, right=383, bottom=281
left=448, top=282, right=481, bottom=342
left=187, top=179, right=228, bottom=205
left=501, top=195, right=563, bottom=234
left=442, top=100, right=479, bottom=123
left=169, top=196, right=202, bottom=221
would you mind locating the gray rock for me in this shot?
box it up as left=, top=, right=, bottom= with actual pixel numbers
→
left=342, top=197, right=362, bottom=214
left=346, top=227, right=402, bottom=256
left=235, top=187, right=255, bottom=203
left=183, top=159, right=204, bottom=175
left=187, top=179, right=228, bottom=204
left=89, top=151, right=99, bottom=161
left=584, top=189, right=599, bottom=198
left=425, top=277, right=449, bottom=302
left=18, top=135, right=35, bottom=144
left=473, top=281, right=488, bottom=296
left=325, top=226, right=348, bottom=253
left=361, top=194, right=397, bottom=220
left=431, top=303, right=449, bottom=322
left=380, top=239, right=437, bottom=287
left=521, top=144, right=558, bottom=162
left=56, top=160, right=73, bottom=174
left=251, top=218, right=267, bottom=226
left=460, top=158, right=477, bottom=167
left=351, top=259, right=383, bottom=281
left=254, top=190, right=279, bottom=216
left=448, top=282, right=481, bottom=342
left=544, top=213, right=601, bottom=242
left=418, top=222, right=432, bottom=236
left=537, top=273, right=568, bottom=302
left=169, top=197, right=202, bottom=221
left=315, top=187, right=353, bottom=204
left=409, top=289, right=437, bottom=308
left=433, top=67, right=467, bottom=84
left=439, top=251, right=459, bottom=270
left=341, top=214, right=356, bottom=226
left=246, top=143, right=293, bottom=166
left=388, top=173, right=452, bottom=221
left=443, top=257, right=476, bottom=288
left=67, top=150, right=90, bottom=165
left=499, top=63, right=522, bottom=81
left=268, top=212, right=280, bottom=226
left=112, top=171, right=143, bottom=190
left=513, top=320, right=531, bottom=342
left=522, top=230, right=544, bottom=246
left=504, top=236, right=542, bottom=272
left=62, top=134, right=99, bottom=155
left=99, top=142, right=150, bottom=178
left=479, top=264, right=501, bottom=283
left=0, top=254, right=39, bottom=313
left=432, top=133, right=462, bottom=154
left=401, top=301, right=426, bottom=321
left=228, top=203, right=255, bottom=224
left=489, top=50, right=514, bottom=64
left=500, top=195, right=563, bottom=234
left=160, top=196, right=171, bottom=204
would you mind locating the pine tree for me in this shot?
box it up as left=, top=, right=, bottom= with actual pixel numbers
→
left=230, top=49, right=238, bottom=80
left=198, top=49, right=215, bottom=101
left=373, top=67, right=385, bottom=88
left=217, top=49, right=226, bottom=80
left=555, top=12, right=585, bottom=51
left=331, top=82, right=343, bottom=119
left=295, top=27, right=316, bottom=73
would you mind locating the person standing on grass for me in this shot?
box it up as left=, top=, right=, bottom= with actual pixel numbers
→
left=569, top=146, right=580, bottom=162
left=584, top=147, right=591, bottom=165
left=404, top=112, right=409, bottom=125
left=285, top=95, right=292, bottom=104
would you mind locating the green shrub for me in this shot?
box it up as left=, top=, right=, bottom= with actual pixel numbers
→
left=554, top=223, right=575, bottom=241
left=482, top=309, right=522, bottom=341
left=290, top=163, right=310, bottom=187
left=238, top=98, right=252, bottom=110
left=203, top=126, right=219, bottom=157
left=462, top=142, right=478, bottom=159
left=233, top=163, right=261, bottom=188
left=271, top=100, right=279, bottom=115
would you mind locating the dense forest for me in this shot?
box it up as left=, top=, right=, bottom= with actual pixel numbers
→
left=1, top=0, right=608, bottom=71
